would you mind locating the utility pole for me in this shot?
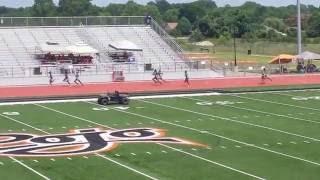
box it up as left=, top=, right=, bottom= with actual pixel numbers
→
left=297, top=0, right=302, bottom=54
left=233, top=26, right=237, bottom=67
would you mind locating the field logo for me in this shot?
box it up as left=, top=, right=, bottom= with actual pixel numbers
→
left=0, top=128, right=204, bottom=157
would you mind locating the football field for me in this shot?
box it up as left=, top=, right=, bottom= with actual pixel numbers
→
left=0, top=90, right=320, bottom=180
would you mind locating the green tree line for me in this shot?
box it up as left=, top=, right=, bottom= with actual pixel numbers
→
left=0, top=0, right=320, bottom=42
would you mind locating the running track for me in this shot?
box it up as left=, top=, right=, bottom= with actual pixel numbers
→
left=1, top=74, right=320, bottom=99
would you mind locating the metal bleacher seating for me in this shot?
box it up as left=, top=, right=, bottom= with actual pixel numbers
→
left=0, top=25, right=184, bottom=77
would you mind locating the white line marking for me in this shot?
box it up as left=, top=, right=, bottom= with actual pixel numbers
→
left=34, top=104, right=113, bottom=129
left=130, top=153, right=136, bottom=156
left=50, top=158, right=55, bottom=162
left=161, top=144, right=265, bottom=180
left=96, top=154, right=159, bottom=180
left=185, top=96, right=320, bottom=125
left=1, top=111, right=158, bottom=180
left=39, top=102, right=266, bottom=179
left=146, top=152, right=152, bottom=155
left=0, top=162, right=3, bottom=165
left=138, top=99, right=320, bottom=142
left=131, top=100, right=320, bottom=166
left=9, top=156, right=50, bottom=180
left=230, top=94, right=320, bottom=112
left=290, top=142, right=297, bottom=144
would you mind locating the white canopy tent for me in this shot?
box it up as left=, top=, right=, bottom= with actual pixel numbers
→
left=35, top=42, right=69, bottom=54
left=66, top=43, right=99, bottom=55
left=109, top=40, right=142, bottom=51
left=35, top=42, right=99, bottom=55
left=296, top=51, right=320, bottom=60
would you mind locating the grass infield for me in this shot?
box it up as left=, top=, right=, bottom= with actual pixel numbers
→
left=0, top=90, right=319, bottom=180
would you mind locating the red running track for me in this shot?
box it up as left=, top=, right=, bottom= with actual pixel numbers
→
left=1, top=74, right=320, bottom=99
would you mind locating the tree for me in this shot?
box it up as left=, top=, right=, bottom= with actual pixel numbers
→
left=189, top=29, right=205, bottom=42
left=32, top=0, right=56, bottom=17
left=306, top=12, right=320, bottom=37
left=122, top=1, right=144, bottom=16
left=163, top=9, right=179, bottom=22
left=177, top=17, right=192, bottom=36
left=58, top=0, right=92, bottom=16
left=154, top=0, right=170, bottom=13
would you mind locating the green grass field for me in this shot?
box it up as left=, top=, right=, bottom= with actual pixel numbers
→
left=0, top=90, right=320, bottom=180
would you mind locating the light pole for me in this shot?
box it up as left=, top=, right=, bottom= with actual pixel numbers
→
left=233, top=26, right=237, bottom=67
left=297, top=0, right=302, bottom=54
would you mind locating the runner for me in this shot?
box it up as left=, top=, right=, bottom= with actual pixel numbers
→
left=157, top=69, right=165, bottom=83
left=261, top=67, right=272, bottom=82
left=63, top=70, right=71, bottom=85
left=184, top=70, right=190, bottom=85
left=48, top=71, right=54, bottom=85
left=74, top=70, right=83, bottom=85
left=152, top=69, right=161, bottom=84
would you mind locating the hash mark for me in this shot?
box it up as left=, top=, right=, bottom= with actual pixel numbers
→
left=277, top=142, right=282, bottom=145
left=303, top=141, right=311, bottom=144
left=235, top=145, right=241, bottom=148
left=290, top=141, right=297, bottom=144
left=83, top=156, right=88, bottom=159
left=146, top=152, right=152, bottom=155
left=263, top=144, right=269, bottom=146
left=191, top=148, right=198, bottom=151
left=115, top=154, right=120, bottom=157
left=130, top=153, right=136, bottom=156
left=220, top=146, right=227, bottom=149
left=161, top=150, right=167, bottom=154
left=0, top=162, right=3, bottom=165
left=50, top=158, right=55, bottom=162
left=67, top=157, right=72, bottom=160
left=33, top=160, right=39, bottom=163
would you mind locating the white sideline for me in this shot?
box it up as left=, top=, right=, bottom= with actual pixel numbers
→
left=1, top=88, right=320, bottom=106
left=36, top=102, right=265, bottom=180
left=135, top=99, right=320, bottom=166
left=0, top=92, right=222, bottom=106
left=0, top=114, right=158, bottom=180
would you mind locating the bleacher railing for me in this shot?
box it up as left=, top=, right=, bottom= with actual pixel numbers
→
left=0, top=61, right=212, bottom=78
left=149, top=18, right=188, bottom=61
left=0, top=16, right=145, bottom=27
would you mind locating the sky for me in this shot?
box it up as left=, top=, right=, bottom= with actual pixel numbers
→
left=0, top=0, right=319, bottom=8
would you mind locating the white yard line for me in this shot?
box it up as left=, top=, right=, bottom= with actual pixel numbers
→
left=140, top=98, right=320, bottom=142
left=95, top=154, right=159, bottom=180
left=132, top=100, right=320, bottom=166
left=227, top=94, right=320, bottom=112
left=160, top=144, right=265, bottom=180
left=184, top=96, right=320, bottom=125
left=36, top=102, right=265, bottom=180
left=9, top=156, right=50, bottom=180
left=0, top=112, right=158, bottom=180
